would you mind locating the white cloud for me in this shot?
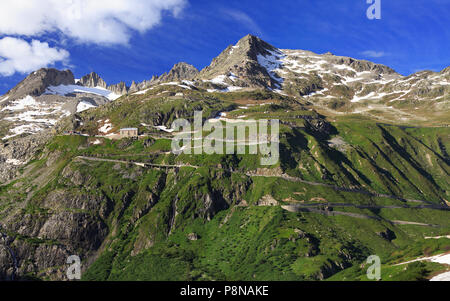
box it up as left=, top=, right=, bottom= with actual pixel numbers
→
left=0, top=37, right=69, bottom=76
left=0, top=0, right=187, bottom=45
left=361, top=50, right=386, bottom=58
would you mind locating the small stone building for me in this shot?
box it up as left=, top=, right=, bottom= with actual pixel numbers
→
left=120, top=128, right=138, bottom=138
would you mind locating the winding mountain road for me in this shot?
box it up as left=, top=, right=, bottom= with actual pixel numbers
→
left=76, top=156, right=445, bottom=206
left=281, top=205, right=441, bottom=227
left=75, top=155, right=448, bottom=227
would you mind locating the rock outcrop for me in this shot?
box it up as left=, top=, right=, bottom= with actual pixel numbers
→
left=158, top=62, right=199, bottom=83
left=78, top=72, right=107, bottom=89
left=79, top=72, right=129, bottom=96
left=329, top=56, right=398, bottom=75
left=107, top=82, right=128, bottom=95
left=129, top=81, right=139, bottom=94
left=0, top=131, right=51, bottom=182
left=376, top=229, right=396, bottom=242
left=0, top=189, right=110, bottom=280
left=4, top=68, right=75, bottom=100
left=198, top=34, right=279, bottom=89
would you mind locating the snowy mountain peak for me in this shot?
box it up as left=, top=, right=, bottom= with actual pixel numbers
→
left=198, top=35, right=283, bottom=89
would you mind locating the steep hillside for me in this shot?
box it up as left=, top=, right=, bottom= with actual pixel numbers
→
left=0, top=87, right=448, bottom=281
left=0, top=34, right=448, bottom=281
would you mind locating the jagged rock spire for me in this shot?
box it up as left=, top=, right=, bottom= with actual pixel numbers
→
left=79, top=72, right=107, bottom=89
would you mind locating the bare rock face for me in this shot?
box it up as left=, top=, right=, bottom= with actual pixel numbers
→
left=256, top=195, right=279, bottom=206
left=201, top=193, right=229, bottom=221
left=330, top=56, right=398, bottom=75
left=37, top=212, right=107, bottom=250
left=376, top=228, right=396, bottom=242
left=79, top=71, right=130, bottom=96
left=158, top=62, right=199, bottom=83
left=0, top=131, right=52, bottom=182
left=79, top=72, right=107, bottom=89
left=107, top=82, right=128, bottom=95
left=135, top=76, right=158, bottom=90
left=0, top=244, right=15, bottom=280
left=0, top=189, right=110, bottom=280
left=304, top=118, right=335, bottom=138
left=187, top=233, right=198, bottom=241
left=135, top=63, right=199, bottom=91
left=5, top=68, right=75, bottom=100
left=129, top=81, right=139, bottom=93
left=198, top=34, right=280, bottom=89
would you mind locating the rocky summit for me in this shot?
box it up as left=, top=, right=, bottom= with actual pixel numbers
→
left=4, top=68, right=75, bottom=101
left=158, top=62, right=199, bottom=83
left=199, top=34, right=283, bottom=89
left=78, top=72, right=107, bottom=89
left=0, top=35, right=449, bottom=282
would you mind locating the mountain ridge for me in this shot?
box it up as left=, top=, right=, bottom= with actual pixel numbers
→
left=2, top=34, right=447, bottom=103
left=0, top=34, right=448, bottom=143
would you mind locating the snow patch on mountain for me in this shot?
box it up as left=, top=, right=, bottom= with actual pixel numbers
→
left=257, top=49, right=285, bottom=84
left=132, top=80, right=195, bottom=96
left=99, top=120, right=113, bottom=134
left=77, top=101, right=97, bottom=113
left=0, top=94, right=72, bottom=140
left=204, top=74, right=244, bottom=92
left=1, top=95, right=37, bottom=111
left=133, top=87, right=154, bottom=95
left=4, top=110, right=64, bottom=124
left=229, top=45, right=239, bottom=55
left=6, top=158, right=25, bottom=166
left=209, top=75, right=231, bottom=85
left=160, top=82, right=192, bottom=89
left=394, top=253, right=450, bottom=281
left=351, top=92, right=388, bottom=103
left=2, top=124, right=43, bottom=140
left=155, top=125, right=175, bottom=133
left=225, top=86, right=244, bottom=92
left=45, top=85, right=121, bottom=101
left=282, top=56, right=328, bottom=74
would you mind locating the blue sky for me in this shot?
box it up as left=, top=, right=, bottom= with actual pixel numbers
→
left=0, top=0, right=449, bottom=95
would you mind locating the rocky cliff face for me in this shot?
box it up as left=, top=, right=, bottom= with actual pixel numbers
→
left=78, top=72, right=107, bottom=89
left=0, top=132, right=51, bottom=182
left=129, top=81, right=139, bottom=94
left=0, top=145, right=252, bottom=280
left=0, top=187, right=109, bottom=280
left=4, top=68, right=75, bottom=101
left=78, top=72, right=129, bottom=95
left=107, top=82, right=128, bottom=95
left=131, top=63, right=199, bottom=91
left=158, top=62, right=199, bottom=83
left=198, top=34, right=280, bottom=89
